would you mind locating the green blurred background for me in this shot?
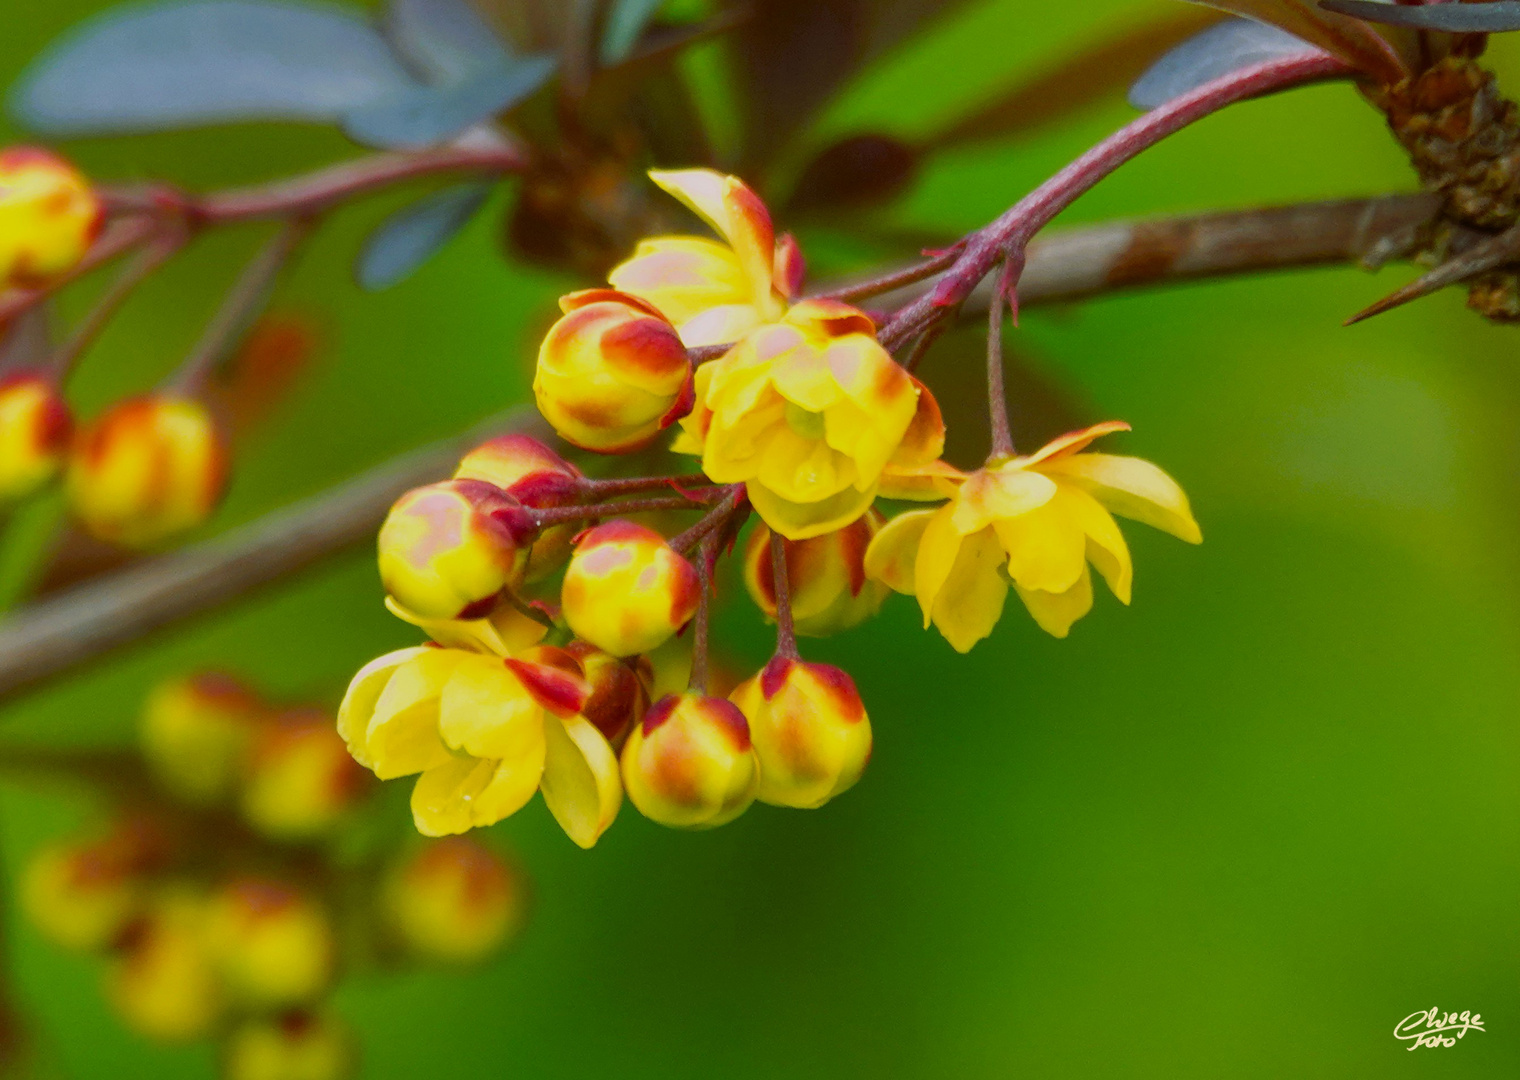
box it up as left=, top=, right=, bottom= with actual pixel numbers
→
left=1, top=0, right=1517, bottom=1076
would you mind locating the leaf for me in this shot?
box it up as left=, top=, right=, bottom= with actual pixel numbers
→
left=1184, top=0, right=1419, bottom=82
left=355, top=182, right=493, bottom=290
left=601, top=0, right=667, bottom=63
left=1130, top=17, right=1322, bottom=111
left=785, top=134, right=919, bottom=214
left=1319, top=0, right=1520, bottom=33
left=385, top=0, right=515, bottom=82
left=342, top=55, right=556, bottom=148
left=10, top=0, right=414, bottom=135
left=923, top=7, right=1227, bottom=150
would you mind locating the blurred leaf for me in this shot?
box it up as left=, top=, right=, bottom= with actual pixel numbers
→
left=342, top=56, right=556, bottom=148
left=732, top=0, right=975, bottom=172
left=1185, top=0, right=1420, bottom=81
left=9, top=0, right=414, bottom=135
left=1320, top=0, right=1520, bottom=33
left=1129, top=17, right=1317, bottom=112
left=355, top=182, right=493, bottom=290
left=923, top=7, right=1226, bottom=150
left=385, top=0, right=515, bottom=82
left=601, top=0, right=666, bottom=63
left=785, top=133, right=918, bottom=214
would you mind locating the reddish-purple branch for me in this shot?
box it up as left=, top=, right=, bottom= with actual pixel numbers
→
left=881, top=52, right=1352, bottom=346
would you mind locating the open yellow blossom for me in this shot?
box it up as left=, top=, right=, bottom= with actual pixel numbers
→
left=865, top=422, right=1201, bottom=650
left=608, top=168, right=802, bottom=346
left=337, top=601, right=621, bottom=847
left=672, top=299, right=943, bottom=539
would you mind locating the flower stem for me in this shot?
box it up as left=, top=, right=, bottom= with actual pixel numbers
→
left=50, top=227, right=187, bottom=379
left=986, top=250, right=1020, bottom=460
left=581, top=473, right=712, bottom=497
left=533, top=491, right=723, bottom=528
left=769, top=531, right=800, bottom=661
left=689, top=531, right=719, bottom=694
left=669, top=484, right=747, bottom=553
left=812, top=243, right=966, bottom=305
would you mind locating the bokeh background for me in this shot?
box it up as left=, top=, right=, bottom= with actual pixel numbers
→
left=0, top=0, right=1516, bottom=1076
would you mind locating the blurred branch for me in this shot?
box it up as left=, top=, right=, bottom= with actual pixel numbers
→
left=0, top=408, right=541, bottom=708
left=870, top=193, right=1441, bottom=313
left=0, top=194, right=1440, bottom=706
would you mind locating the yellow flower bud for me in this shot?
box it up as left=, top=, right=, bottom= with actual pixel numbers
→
left=533, top=289, right=693, bottom=453
left=730, top=657, right=872, bottom=809
left=202, top=878, right=335, bottom=1008
left=223, top=1012, right=355, bottom=1080
left=455, top=434, right=583, bottom=583
left=377, top=479, right=533, bottom=620
left=383, top=837, right=526, bottom=964
left=240, top=708, right=371, bottom=840
left=20, top=817, right=168, bottom=952
left=140, top=672, right=265, bottom=804
left=564, top=640, right=648, bottom=748
left=0, top=369, right=71, bottom=502
left=105, top=890, right=224, bottom=1042
left=620, top=693, right=758, bottom=828
left=66, top=393, right=229, bottom=548
left=742, top=513, right=887, bottom=637
left=561, top=521, right=700, bottom=657
left=0, top=147, right=102, bottom=288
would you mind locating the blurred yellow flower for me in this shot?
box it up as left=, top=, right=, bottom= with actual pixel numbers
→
left=865, top=422, right=1201, bottom=649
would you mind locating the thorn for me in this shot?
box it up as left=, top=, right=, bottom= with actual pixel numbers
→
left=1345, top=220, right=1520, bottom=325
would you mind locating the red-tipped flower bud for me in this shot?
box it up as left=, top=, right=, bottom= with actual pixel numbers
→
left=533, top=290, right=692, bottom=453
left=202, top=878, right=336, bottom=1008
left=0, top=369, right=71, bottom=503
left=106, top=889, right=224, bottom=1042
left=65, top=393, right=228, bottom=548
left=561, top=521, right=700, bottom=657
left=383, top=837, right=527, bottom=964
left=140, top=672, right=265, bottom=804
left=20, top=816, right=169, bottom=953
left=223, top=1011, right=355, bottom=1080
left=731, top=657, right=872, bottom=808
left=742, top=513, right=888, bottom=637
left=240, top=708, right=370, bottom=840
left=377, top=479, right=534, bottom=620
left=564, top=640, right=648, bottom=748
left=620, top=693, right=758, bottom=828
left=455, top=434, right=583, bottom=582
left=0, top=147, right=102, bottom=288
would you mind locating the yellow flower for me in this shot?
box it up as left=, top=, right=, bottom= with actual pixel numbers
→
left=730, top=657, right=872, bottom=809
left=382, top=837, right=526, bottom=964
left=0, top=147, right=102, bottom=288
left=560, top=520, right=701, bottom=657
left=20, top=817, right=166, bottom=953
left=202, top=878, right=335, bottom=1008
left=240, top=708, right=371, bottom=841
left=337, top=602, right=622, bottom=847
left=865, top=422, right=1201, bottom=650
left=620, top=693, right=759, bottom=829
left=65, top=393, right=228, bottom=548
left=0, top=369, right=71, bottom=503
left=224, top=1012, right=354, bottom=1080
left=139, top=672, right=264, bottom=805
left=105, top=888, right=225, bottom=1042
left=742, top=512, right=888, bottom=637
left=609, top=168, right=803, bottom=347
left=672, top=300, right=943, bottom=539
left=533, top=289, right=693, bottom=453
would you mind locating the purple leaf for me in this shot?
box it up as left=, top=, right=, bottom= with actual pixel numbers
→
left=1319, top=0, right=1520, bottom=33
left=385, top=0, right=514, bottom=83
left=342, top=55, right=555, bottom=148
left=356, top=182, right=493, bottom=291
left=601, top=0, right=666, bottom=63
left=10, top=1, right=413, bottom=135
left=1130, top=17, right=1325, bottom=110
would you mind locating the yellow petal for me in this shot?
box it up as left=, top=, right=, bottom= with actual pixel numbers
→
left=438, top=654, right=547, bottom=761
left=1039, top=453, right=1201, bottom=544
left=1015, top=565, right=1094, bottom=639
left=539, top=715, right=622, bottom=849
left=677, top=304, right=765, bottom=349
left=1019, top=421, right=1131, bottom=467
left=648, top=169, right=778, bottom=314
left=913, top=505, right=965, bottom=628
left=383, top=596, right=547, bottom=656
left=930, top=526, right=1009, bottom=653
left=877, top=459, right=964, bottom=502
left=951, top=466, right=1057, bottom=535
left=368, top=650, right=463, bottom=780
left=607, top=237, right=749, bottom=325
left=409, top=757, right=493, bottom=837
left=864, top=509, right=935, bottom=595
left=337, top=647, right=428, bottom=769
left=1064, top=485, right=1132, bottom=604
left=991, top=494, right=1087, bottom=595
left=747, top=478, right=876, bottom=541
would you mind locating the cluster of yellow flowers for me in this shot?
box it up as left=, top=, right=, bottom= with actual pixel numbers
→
left=341, top=167, right=1201, bottom=845
left=0, top=147, right=228, bottom=547
left=21, top=674, right=524, bottom=1077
